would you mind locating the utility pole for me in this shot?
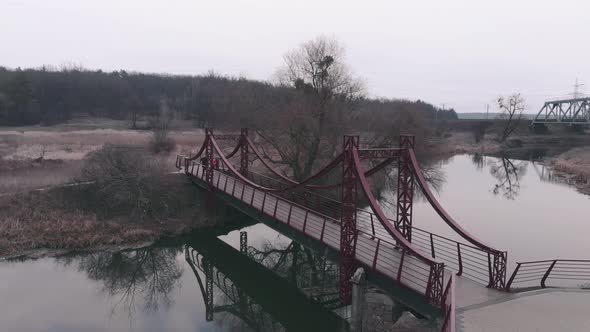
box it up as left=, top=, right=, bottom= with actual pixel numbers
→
left=573, top=78, right=585, bottom=99
left=486, top=104, right=489, bottom=120
left=437, top=104, right=445, bottom=121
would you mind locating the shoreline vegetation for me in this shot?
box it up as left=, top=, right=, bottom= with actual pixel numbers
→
left=0, top=170, right=212, bottom=259
left=0, top=130, right=218, bottom=258
left=549, top=147, right=590, bottom=194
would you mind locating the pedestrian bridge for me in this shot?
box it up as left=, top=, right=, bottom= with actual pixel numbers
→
left=175, top=128, right=590, bottom=332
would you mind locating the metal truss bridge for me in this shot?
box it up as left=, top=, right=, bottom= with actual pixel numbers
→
left=532, top=97, right=590, bottom=125
left=175, top=128, right=590, bottom=332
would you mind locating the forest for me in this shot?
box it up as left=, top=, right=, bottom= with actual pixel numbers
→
left=0, top=66, right=457, bottom=128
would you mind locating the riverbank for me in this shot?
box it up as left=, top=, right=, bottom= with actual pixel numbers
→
left=432, top=125, right=590, bottom=194
left=548, top=147, right=590, bottom=194
left=435, top=130, right=590, bottom=160
left=0, top=172, right=218, bottom=258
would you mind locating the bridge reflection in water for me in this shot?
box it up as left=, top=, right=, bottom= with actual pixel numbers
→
left=185, top=231, right=348, bottom=331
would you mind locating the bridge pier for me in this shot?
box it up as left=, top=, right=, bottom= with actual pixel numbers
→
left=350, top=267, right=366, bottom=332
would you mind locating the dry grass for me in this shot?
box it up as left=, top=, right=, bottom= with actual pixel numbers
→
left=0, top=160, right=82, bottom=194
left=0, top=192, right=159, bottom=257
left=550, top=147, right=590, bottom=183
left=0, top=120, right=207, bottom=195
left=0, top=118, right=205, bottom=162
left=0, top=129, right=202, bottom=164
left=432, top=131, right=502, bottom=156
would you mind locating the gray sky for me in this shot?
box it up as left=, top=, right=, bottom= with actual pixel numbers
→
left=2, top=0, right=589, bottom=113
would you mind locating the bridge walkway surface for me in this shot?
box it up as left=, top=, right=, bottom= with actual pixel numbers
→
left=454, top=276, right=590, bottom=331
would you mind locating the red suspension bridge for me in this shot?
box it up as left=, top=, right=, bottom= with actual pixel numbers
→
left=175, top=128, right=590, bottom=332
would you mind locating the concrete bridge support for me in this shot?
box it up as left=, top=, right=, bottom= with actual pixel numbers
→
left=350, top=267, right=366, bottom=332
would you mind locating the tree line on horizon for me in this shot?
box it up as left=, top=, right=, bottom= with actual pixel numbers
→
left=0, top=65, right=458, bottom=128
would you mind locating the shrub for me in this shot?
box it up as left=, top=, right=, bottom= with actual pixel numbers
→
left=80, top=145, right=174, bottom=221
left=149, top=98, right=176, bottom=153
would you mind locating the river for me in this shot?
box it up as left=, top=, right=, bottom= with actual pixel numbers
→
left=0, top=154, right=587, bottom=331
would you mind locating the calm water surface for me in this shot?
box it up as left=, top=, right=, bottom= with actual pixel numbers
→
left=1, top=154, right=588, bottom=331
left=407, top=155, right=590, bottom=263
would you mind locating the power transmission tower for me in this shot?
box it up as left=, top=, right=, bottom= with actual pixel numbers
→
left=572, top=78, right=585, bottom=99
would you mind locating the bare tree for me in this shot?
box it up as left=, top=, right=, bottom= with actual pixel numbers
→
left=149, top=97, right=175, bottom=153
left=256, top=36, right=364, bottom=180
left=81, top=145, right=174, bottom=220
left=497, top=93, right=525, bottom=142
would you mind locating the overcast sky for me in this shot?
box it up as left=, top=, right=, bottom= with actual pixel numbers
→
left=2, top=0, right=589, bottom=113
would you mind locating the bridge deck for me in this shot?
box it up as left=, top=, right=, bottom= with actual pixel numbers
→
left=186, top=164, right=437, bottom=304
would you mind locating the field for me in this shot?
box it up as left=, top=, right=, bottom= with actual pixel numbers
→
left=0, top=118, right=205, bottom=194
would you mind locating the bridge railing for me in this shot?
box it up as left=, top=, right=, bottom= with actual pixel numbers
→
left=354, top=227, right=435, bottom=295
left=204, top=163, right=499, bottom=288
left=235, top=168, right=496, bottom=287
left=506, top=259, right=590, bottom=291
left=411, top=227, right=492, bottom=286
left=440, top=274, right=456, bottom=332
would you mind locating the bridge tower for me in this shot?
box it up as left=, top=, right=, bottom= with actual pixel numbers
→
left=396, top=135, right=415, bottom=242
left=240, top=128, right=249, bottom=176
left=205, top=128, right=215, bottom=189
left=340, top=135, right=359, bottom=304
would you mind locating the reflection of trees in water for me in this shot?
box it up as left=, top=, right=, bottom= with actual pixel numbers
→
left=185, top=246, right=286, bottom=332
left=185, top=235, right=342, bottom=332
left=58, top=247, right=183, bottom=318
left=471, top=153, right=485, bottom=171
left=489, top=158, right=527, bottom=199
left=251, top=239, right=338, bottom=292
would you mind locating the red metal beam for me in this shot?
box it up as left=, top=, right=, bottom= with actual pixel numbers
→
left=213, top=134, right=241, bottom=142
left=205, top=128, right=215, bottom=189
left=396, top=135, right=415, bottom=242
left=240, top=128, right=249, bottom=176
left=359, top=148, right=402, bottom=159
